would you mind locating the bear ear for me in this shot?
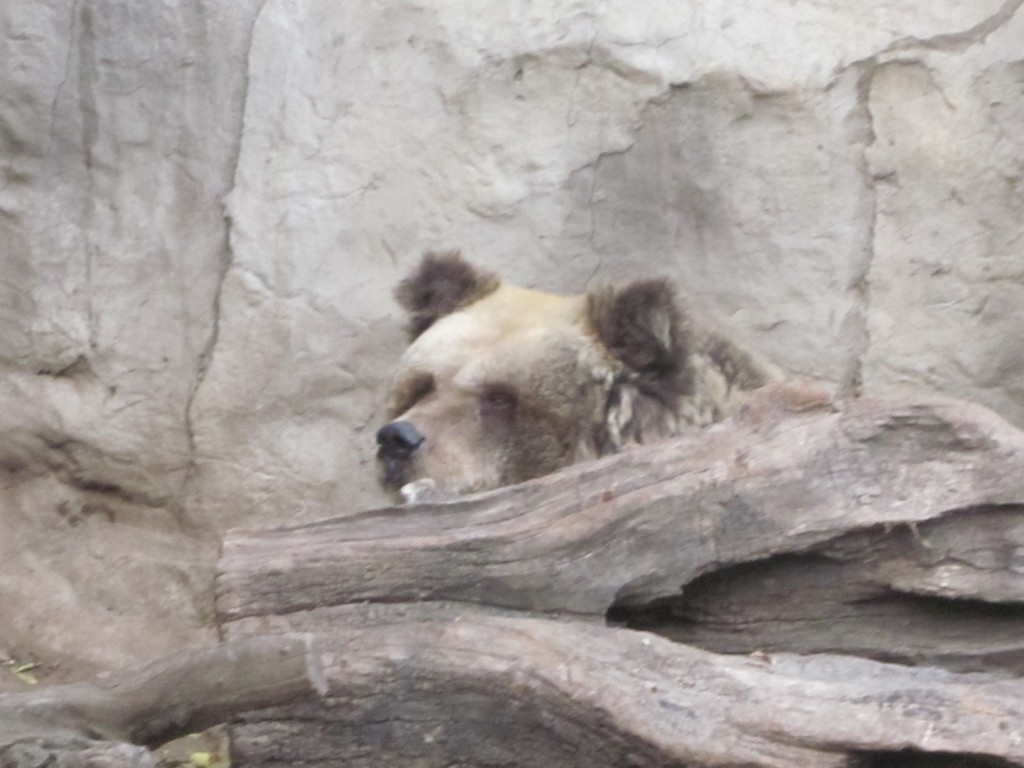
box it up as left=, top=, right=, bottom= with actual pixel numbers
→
left=586, top=278, right=692, bottom=401
left=394, top=250, right=500, bottom=340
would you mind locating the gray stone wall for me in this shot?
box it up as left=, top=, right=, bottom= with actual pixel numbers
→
left=1, top=0, right=1021, bottom=680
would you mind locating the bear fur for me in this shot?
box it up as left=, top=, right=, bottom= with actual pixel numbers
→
left=377, top=250, right=780, bottom=502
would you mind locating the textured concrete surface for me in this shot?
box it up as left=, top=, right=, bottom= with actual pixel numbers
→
left=0, top=0, right=1021, bottom=683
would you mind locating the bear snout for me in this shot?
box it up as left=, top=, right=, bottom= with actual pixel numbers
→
left=376, top=420, right=425, bottom=491
left=376, top=420, right=425, bottom=458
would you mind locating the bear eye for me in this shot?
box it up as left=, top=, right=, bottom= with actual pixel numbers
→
left=481, top=385, right=517, bottom=413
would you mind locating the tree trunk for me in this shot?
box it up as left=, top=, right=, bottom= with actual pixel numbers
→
left=214, top=391, right=1024, bottom=766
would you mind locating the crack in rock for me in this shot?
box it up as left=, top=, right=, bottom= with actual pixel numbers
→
left=886, top=0, right=1023, bottom=53
left=181, top=0, right=271, bottom=509
left=842, top=62, right=880, bottom=398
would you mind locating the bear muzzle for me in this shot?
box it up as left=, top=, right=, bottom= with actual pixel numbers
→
left=376, top=420, right=425, bottom=489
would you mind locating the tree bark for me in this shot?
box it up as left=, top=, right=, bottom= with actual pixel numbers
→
left=218, top=391, right=1024, bottom=673
left=0, top=635, right=322, bottom=768
left=213, top=391, right=1024, bottom=767
left=227, top=615, right=1024, bottom=768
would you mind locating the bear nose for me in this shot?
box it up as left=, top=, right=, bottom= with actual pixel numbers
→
left=376, top=420, right=425, bottom=458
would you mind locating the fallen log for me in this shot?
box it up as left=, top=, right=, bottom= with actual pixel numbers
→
left=217, top=391, right=1024, bottom=673
left=228, top=615, right=1024, bottom=768
left=0, top=635, right=323, bottom=768
left=4, top=621, right=1021, bottom=768
left=214, top=391, right=1024, bottom=766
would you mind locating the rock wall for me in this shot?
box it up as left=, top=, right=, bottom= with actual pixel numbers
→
left=1, top=0, right=1021, bottom=681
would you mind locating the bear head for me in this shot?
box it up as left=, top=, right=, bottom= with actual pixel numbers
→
left=376, top=250, right=772, bottom=502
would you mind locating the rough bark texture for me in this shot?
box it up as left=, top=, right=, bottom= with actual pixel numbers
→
left=225, top=617, right=1024, bottom=768
left=218, top=391, right=1024, bottom=669
left=209, top=392, right=1024, bottom=766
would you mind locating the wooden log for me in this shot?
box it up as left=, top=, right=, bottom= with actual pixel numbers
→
left=0, top=635, right=323, bottom=767
left=229, top=615, right=1024, bottom=768
left=10, top=391, right=1023, bottom=768
left=217, top=391, right=1024, bottom=672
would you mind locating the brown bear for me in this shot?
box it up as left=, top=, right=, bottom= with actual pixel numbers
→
left=377, top=251, right=780, bottom=502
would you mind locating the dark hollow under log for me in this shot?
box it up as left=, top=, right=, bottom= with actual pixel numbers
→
left=610, top=504, right=1024, bottom=674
